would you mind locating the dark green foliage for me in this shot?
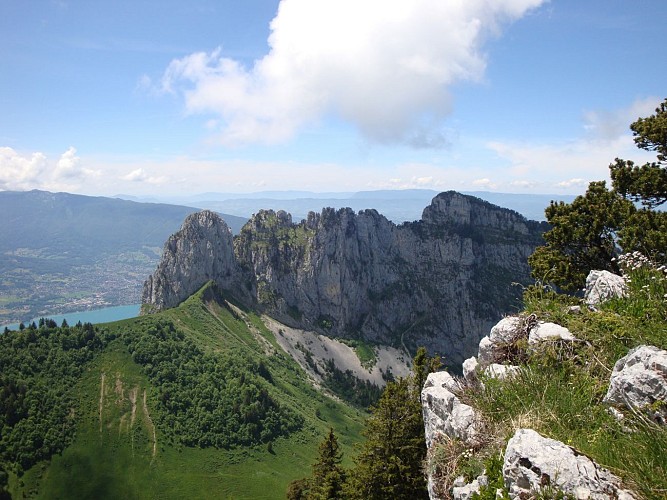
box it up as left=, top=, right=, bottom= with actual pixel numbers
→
left=611, top=98, right=667, bottom=208
left=286, top=478, right=310, bottom=500
left=321, top=359, right=382, bottom=409
left=0, top=466, right=8, bottom=498
left=307, top=429, right=346, bottom=500
left=630, top=98, right=667, bottom=161
left=471, top=453, right=509, bottom=500
left=412, top=346, right=442, bottom=401
left=346, top=377, right=428, bottom=499
left=0, top=322, right=107, bottom=474
left=122, top=319, right=303, bottom=448
left=610, top=158, right=667, bottom=209
left=291, top=347, right=440, bottom=499
left=528, top=181, right=631, bottom=291
left=609, top=99, right=667, bottom=260
left=619, top=208, right=667, bottom=261
left=345, top=348, right=440, bottom=500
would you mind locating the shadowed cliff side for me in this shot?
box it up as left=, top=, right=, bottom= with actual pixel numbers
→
left=142, top=192, right=547, bottom=366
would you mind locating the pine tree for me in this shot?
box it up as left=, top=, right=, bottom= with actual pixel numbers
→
left=345, top=348, right=440, bottom=499
left=290, top=348, right=441, bottom=500
left=345, top=377, right=428, bottom=499
left=529, top=98, right=667, bottom=291
left=309, top=428, right=346, bottom=500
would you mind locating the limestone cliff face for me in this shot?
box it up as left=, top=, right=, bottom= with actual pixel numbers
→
left=141, top=210, right=240, bottom=313
left=142, top=192, right=546, bottom=366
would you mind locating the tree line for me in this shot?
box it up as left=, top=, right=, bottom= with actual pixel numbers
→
left=0, top=321, right=109, bottom=496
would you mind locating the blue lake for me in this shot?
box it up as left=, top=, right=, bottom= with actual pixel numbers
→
left=2, top=304, right=141, bottom=331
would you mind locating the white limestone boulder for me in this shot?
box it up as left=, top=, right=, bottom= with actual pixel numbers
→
left=503, top=428, right=635, bottom=499
left=462, top=356, right=479, bottom=381
left=478, top=316, right=523, bottom=367
left=489, top=316, right=523, bottom=345
left=584, top=270, right=627, bottom=307
left=452, top=475, right=487, bottom=500
left=424, top=370, right=461, bottom=393
left=528, top=322, right=576, bottom=345
left=603, top=345, right=667, bottom=423
left=421, top=371, right=479, bottom=448
left=483, top=363, right=521, bottom=381
left=477, top=336, right=494, bottom=367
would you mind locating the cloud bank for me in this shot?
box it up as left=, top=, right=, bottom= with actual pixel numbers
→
left=0, top=147, right=98, bottom=192
left=161, top=0, right=545, bottom=147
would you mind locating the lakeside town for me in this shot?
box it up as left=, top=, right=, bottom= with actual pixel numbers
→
left=0, top=248, right=158, bottom=326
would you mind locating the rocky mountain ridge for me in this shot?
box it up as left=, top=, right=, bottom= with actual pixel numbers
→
left=142, top=191, right=547, bottom=366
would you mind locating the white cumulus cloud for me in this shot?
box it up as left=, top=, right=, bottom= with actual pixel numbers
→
left=54, top=147, right=83, bottom=179
left=121, top=167, right=168, bottom=185
left=556, top=178, right=588, bottom=189
left=0, top=147, right=48, bottom=190
left=161, top=0, right=545, bottom=147
left=583, top=96, right=660, bottom=143
left=486, top=97, right=661, bottom=193
left=472, top=177, right=497, bottom=189
left=0, top=146, right=100, bottom=192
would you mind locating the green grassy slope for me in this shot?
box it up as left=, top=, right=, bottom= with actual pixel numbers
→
left=10, top=283, right=365, bottom=499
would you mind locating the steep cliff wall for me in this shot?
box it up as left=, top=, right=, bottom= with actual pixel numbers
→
left=142, top=192, right=546, bottom=366
left=141, top=210, right=241, bottom=313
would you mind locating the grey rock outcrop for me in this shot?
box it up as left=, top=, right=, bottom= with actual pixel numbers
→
left=469, top=317, right=575, bottom=378
left=504, top=428, right=635, bottom=499
left=421, top=371, right=479, bottom=448
left=477, top=316, right=524, bottom=367
left=462, top=356, right=478, bottom=380
left=142, top=210, right=241, bottom=312
left=452, top=475, right=487, bottom=500
left=143, top=192, right=545, bottom=365
left=603, top=345, right=667, bottom=423
left=584, top=270, right=627, bottom=306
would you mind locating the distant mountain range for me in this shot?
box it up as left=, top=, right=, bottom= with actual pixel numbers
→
left=115, top=189, right=576, bottom=223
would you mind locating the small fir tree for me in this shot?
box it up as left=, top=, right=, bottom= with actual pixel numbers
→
left=309, top=428, right=346, bottom=500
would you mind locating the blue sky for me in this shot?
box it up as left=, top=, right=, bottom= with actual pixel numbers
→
left=0, top=0, right=665, bottom=197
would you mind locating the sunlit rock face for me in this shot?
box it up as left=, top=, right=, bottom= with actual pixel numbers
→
left=141, top=210, right=240, bottom=313
left=143, top=192, right=546, bottom=366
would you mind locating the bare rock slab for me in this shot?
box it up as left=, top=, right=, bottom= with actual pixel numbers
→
left=478, top=316, right=523, bottom=367
left=584, top=270, right=627, bottom=307
left=528, top=322, right=575, bottom=345
left=484, top=363, right=521, bottom=381
left=421, top=371, right=479, bottom=448
left=503, top=428, right=635, bottom=499
left=603, top=344, right=667, bottom=423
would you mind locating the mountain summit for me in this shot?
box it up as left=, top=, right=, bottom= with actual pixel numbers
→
left=142, top=192, right=546, bottom=366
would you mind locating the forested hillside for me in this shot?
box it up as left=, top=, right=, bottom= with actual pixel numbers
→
left=1, top=283, right=365, bottom=499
